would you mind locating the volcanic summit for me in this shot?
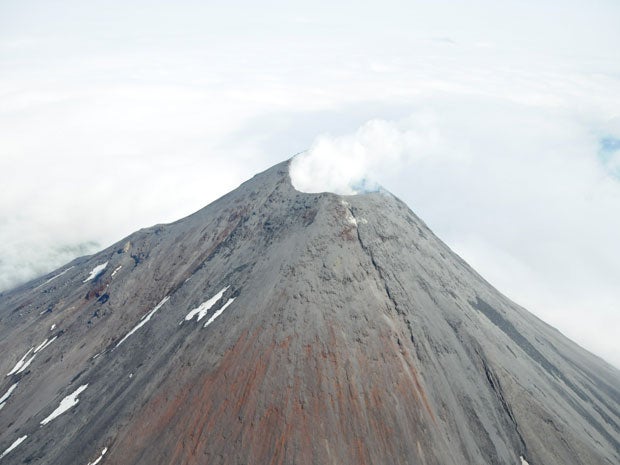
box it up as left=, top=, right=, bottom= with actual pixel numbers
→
left=0, top=160, right=618, bottom=465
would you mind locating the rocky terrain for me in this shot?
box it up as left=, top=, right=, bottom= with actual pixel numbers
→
left=0, top=160, right=618, bottom=464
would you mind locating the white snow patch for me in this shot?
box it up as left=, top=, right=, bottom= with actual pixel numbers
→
left=0, top=383, right=18, bottom=404
left=34, top=266, right=74, bottom=290
left=34, top=339, right=48, bottom=353
left=7, top=348, right=33, bottom=376
left=185, top=287, right=229, bottom=322
left=13, top=337, right=57, bottom=375
left=0, top=435, right=27, bottom=460
left=40, top=384, right=88, bottom=425
left=40, top=337, right=56, bottom=352
left=0, top=403, right=4, bottom=411
left=203, top=298, right=235, bottom=328
left=16, top=353, right=37, bottom=374
left=111, top=265, right=122, bottom=277
left=83, top=262, right=108, bottom=283
left=50, top=324, right=56, bottom=331
left=520, top=457, right=530, bottom=465
left=115, top=296, right=170, bottom=348
left=86, top=447, right=108, bottom=465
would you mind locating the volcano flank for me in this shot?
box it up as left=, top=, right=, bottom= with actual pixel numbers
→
left=0, top=160, right=618, bottom=465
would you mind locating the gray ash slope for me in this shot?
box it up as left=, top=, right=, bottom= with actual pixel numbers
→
left=0, top=160, right=618, bottom=465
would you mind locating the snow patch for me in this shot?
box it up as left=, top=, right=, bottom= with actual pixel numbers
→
left=34, top=339, right=49, bottom=353
left=86, top=447, right=108, bottom=465
left=0, top=435, right=27, bottom=460
left=83, top=262, right=108, bottom=283
left=115, top=296, right=170, bottom=348
left=39, top=337, right=57, bottom=352
left=111, top=265, right=122, bottom=278
left=41, top=336, right=58, bottom=350
left=11, top=337, right=58, bottom=375
left=185, top=287, right=229, bottom=322
left=0, top=383, right=18, bottom=405
left=50, top=324, right=56, bottom=331
left=16, top=353, right=37, bottom=374
left=7, top=348, right=34, bottom=376
left=40, top=384, right=88, bottom=425
left=520, top=457, right=530, bottom=465
left=203, top=298, right=235, bottom=328
left=34, top=266, right=75, bottom=290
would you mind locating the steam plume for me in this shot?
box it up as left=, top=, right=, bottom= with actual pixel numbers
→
left=289, top=117, right=437, bottom=194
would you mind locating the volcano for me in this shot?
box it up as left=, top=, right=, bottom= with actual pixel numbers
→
left=0, top=160, right=618, bottom=465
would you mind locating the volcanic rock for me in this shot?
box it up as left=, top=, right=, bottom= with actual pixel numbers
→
left=0, top=160, right=618, bottom=465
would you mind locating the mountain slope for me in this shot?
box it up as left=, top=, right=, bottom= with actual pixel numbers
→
left=0, top=160, right=618, bottom=465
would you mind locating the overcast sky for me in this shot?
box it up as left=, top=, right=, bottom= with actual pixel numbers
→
left=1, top=0, right=619, bottom=367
